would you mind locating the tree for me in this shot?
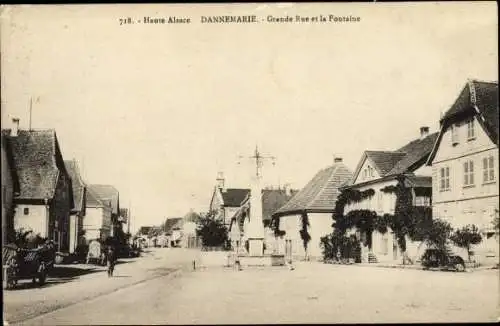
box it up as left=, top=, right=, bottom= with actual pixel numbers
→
left=422, top=218, right=453, bottom=250
left=450, top=224, right=482, bottom=261
left=196, top=214, right=229, bottom=248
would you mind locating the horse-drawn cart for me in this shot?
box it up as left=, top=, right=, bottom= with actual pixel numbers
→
left=3, top=243, right=56, bottom=290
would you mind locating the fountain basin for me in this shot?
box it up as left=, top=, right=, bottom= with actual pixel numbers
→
left=237, top=254, right=286, bottom=267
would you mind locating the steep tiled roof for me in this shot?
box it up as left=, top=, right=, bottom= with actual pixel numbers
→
left=64, top=160, right=86, bottom=214
left=5, top=129, right=61, bottom=200
left=473, top=81, right=499, bottom=144
left=387, top=132, right=439, bottom=175
left=428, top=80, right=499, bottom=164
left=221, top=188, right=250, bottom=207
left=366, top=151, right=407, bottom=175
left=88, top=184, right=119, bottom=215
left=273, top=162, right=352, bottom=217
left=441, top=80, right=498, bottom=144
left=346, top=132, right=438, bottom=187
left=163, top=218, right=183, bottom=234
left=262, top=188, right=298, bottom=221
left=85, top=186, right=107, bottom=208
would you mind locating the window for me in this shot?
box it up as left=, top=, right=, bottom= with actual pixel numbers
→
left=467, top=119, right=475, bottom=140
left=483, top=156, right=495, bottom=183
left=23, top=208, right=29, bottom=215
left=464, top=160, right=475, bottom=186
left=440, top=167, right=450, bottom=191
left=451, top=124, right=458, bottom=145
left=377, top=192, right=383, bottom=211
left=415, top=196, right=431, bottom=207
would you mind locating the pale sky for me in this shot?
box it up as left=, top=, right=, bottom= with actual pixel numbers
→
left=1, top=3, right=497, bottom=232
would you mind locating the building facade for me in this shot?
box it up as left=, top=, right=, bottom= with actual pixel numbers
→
left=272, top=158, right=352, bottom=260
left=427, top=80, right=499, bottom=265
left=84, top=185, right=112, bottom=242
left=1, top=131, right=19, bottom=245
left=64, top=160, right=87, bottom=253
left=209, top=172, right=250, bottom=227
left=342, top=127, right=437, bottom=263
left=4, top=122, right=74, bottom=252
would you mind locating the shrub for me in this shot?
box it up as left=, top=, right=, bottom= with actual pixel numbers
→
left=422, top=218, right=453, bottom=250
left=196, top=214, right=229, bottom=248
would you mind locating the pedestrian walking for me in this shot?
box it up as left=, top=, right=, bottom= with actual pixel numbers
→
left=106, top=245, right=117, bottom=277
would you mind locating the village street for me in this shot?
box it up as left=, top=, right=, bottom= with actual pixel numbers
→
left=6, top=248, right=498, bottom=325
left=3, top=248, right=200, bottom=325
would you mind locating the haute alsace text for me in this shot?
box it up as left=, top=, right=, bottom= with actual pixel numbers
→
left=119, top=15, right=360, bottom=25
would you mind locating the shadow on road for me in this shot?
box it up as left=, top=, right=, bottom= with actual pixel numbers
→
left=5, top=267, right=103, bottom=291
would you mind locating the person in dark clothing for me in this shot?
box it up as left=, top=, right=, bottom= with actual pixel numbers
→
left=106, top=245, right=117, bottom=277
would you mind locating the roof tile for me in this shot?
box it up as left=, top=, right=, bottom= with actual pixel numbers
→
left=273, top=162, right=352, bottom=217
left=5, top=130, right=60, bottom=200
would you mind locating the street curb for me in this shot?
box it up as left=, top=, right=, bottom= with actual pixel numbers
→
left=352, top=263, right=497, bottom=272
left=8, top=268, right=182, bottom=326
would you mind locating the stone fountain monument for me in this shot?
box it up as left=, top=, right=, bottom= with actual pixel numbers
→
left=236, top=146, right=285, bottom=267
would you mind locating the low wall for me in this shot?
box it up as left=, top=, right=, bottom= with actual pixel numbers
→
left=199, top=251, right=231, bottom=267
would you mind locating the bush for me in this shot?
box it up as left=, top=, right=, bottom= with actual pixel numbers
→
left=320, top=232, right=361, bottom=263
left=422, top=218, right=453, bottom=250
left=196, top=214, right=229, bottom=248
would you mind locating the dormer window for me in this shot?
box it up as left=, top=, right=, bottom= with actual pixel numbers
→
left=451, top=124, right=458, bottom=145
left=467, top=118, right=475, bottom=140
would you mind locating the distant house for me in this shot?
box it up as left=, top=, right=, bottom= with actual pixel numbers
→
left=427, top=80, right=499, bottom=265
left=163, top=218, right=184, bottom=247
left=1, top=130, right=20, bottom=245
left=229, top=187, right=298, bottom=253
left=179, top=210, right=201, bottom=248
left=88, top=185, right=120, bottom=236
left=119, top=208, right=129, bottom=231
left=272, top=158, right=352, bottom=260
left=2, top=120, right=74, bottom=252
left=209, top=172, right=250, bottom=227
left=84, top=185, right=113, bottom=242
left=341, top=128, right=438, bottom=263
left=64, top=160, right=87, bottom=253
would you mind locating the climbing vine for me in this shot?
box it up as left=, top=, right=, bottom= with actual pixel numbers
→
left=270, top=216, right=286, bottom=237
left=333, top=188, right=375, bottom=231
left=299, top=212, right=311, bottom=257
left=328, top=176, right=434, bottom=264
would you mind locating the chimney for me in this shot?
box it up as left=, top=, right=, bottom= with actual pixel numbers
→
left=11, top=117, right=20, bottom=137
left=216, top=172, right=226, bottom=192
left=334, top=157, right=343, bottom=164
left=420, top=126, right=430, bottom=139
left=284, top=183, right=292, bottom=197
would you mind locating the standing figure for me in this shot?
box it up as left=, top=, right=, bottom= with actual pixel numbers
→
left=106, top=245, right=117, bottom=277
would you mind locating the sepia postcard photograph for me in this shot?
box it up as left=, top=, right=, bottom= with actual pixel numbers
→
left=0, top=2, right=498, bottom=325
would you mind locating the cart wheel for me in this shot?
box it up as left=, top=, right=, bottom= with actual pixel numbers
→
left=455, top=262, right=465, bottom=272
left=38, top=271, right=46, bottom=285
